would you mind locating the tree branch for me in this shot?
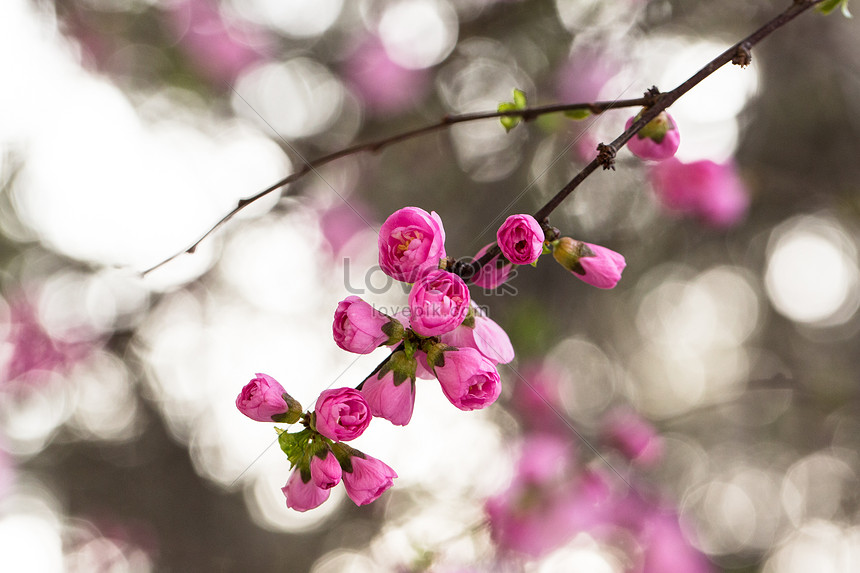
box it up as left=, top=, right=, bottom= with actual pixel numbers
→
left=141, top=97, right=652, bottom=275
left=464, top=0, right=828, bottom=278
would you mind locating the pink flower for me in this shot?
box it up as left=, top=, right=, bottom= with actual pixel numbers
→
left=441, top=311, right=514, bottom=365
left=649, top=158, right=749, bottom=227
left=601, top=408, right=664, bottom=467
left=235, top=373, right=289, bottom=422
left=282, top=468, right=330, bottom=512
left=310, top=450, right=342, bottom=490
left=471, top=243, right=513, bottom=289
left=577, top=243, right=626, bottom=289
left=434, top=347, right=501, bottom=411
left=497, top=214, right=545, bottom=265
left=553, top=238, right=626, bottom=289
left=332, top=296, right=399, bottom=354
left=314, top=388, right=372, bottom=441
left=378, top=207, right=447, bottom=283
left=408, top=270, right=471, bottom=337
left=342, top=453, right=398, bottom=506
left=626, top=112, right=680, bottom=161
left=361, top=369, right=416, bottom=426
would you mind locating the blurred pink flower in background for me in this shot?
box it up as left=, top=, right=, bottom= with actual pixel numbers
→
left=317, top=201, right=377, bottom=261
left=649, top=158, right=749, bottom=227
left=509, top=360, right=570, bottom=434
left=486, top=434, right=611, bottom=557
left=0, top=295, right=96, bottom=392
left=600, top=407, right=664, bottom=467
left=343, top=36, right=430, bottom=115
left=166, top=0, right=270, bottom=85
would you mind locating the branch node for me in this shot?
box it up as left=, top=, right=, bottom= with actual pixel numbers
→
left=596, top=143, right=616, bottom=171
left=644, top=86, right=661, bottom=106
left=732, top=42, right=753, bottom=67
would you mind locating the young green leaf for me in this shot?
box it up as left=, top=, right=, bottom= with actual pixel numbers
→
left=498, top=89, right=528, bottom=132
left=818, top=0, right=852, bottom=17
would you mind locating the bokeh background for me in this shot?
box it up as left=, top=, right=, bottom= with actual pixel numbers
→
left=1, top=0, right=860, bottom=571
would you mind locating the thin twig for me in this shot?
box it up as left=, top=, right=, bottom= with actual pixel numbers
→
left=141, top=98, right=652, bottom=275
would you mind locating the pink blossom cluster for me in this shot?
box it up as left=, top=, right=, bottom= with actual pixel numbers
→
left=235, top=206, right=626, bottom=512
left=236, top=374, right=397, bottom=511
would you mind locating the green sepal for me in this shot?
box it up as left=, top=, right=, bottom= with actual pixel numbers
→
left=271, top=393, right=303, bottom=424
left=530, top=258, right=539, bottom=268
left=331, top=442, right=362, bottom=474
left=377, top=349, right=417, bottom=387
left=404, top=334, right=419, bottom=361
left=564, top=109, right=591, bottom=120
left=381, top=318, right=406, bottom=346
left=818, top=0, right=852, bottom=17
left=278, top=427, right=314, bottom=469
left=542, top=241, right=554, bottom=256
left=424, top=342, right=453, bottom=371
left=461, top=306, right=476, bottom=329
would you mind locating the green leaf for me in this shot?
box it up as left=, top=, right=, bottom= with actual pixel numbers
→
left=818, top=0, right=852, bottom=17
left=498, top=89, right=528, bottom=133
left=512, top=88, right=527, bottom=109
left=278, top=427, right=313, bottom=469
left=498, top=102, right=520, bottom=133
left=563, top=109, right=591, bottom=120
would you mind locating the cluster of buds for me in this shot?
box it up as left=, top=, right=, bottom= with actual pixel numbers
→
left=236, top=374, right=396, bottom=511
left=235, top=205, right=627, bottom=512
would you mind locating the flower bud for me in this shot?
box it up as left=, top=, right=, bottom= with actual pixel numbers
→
left=282, top=467, right=330, bottom=512
left=333, top=296, right=403, bottom=354
left=497, top=214, right=545, bottom=265
left=553, top=238, right=626, bottom=289
left=626, top=111, right=680, bottom=161
left=310, top=449, right=343, bottom=490
left=340, top=451, right=398, bottom=506
left=433, top=347, right=502, bottom=411
left=360, top=350, right=417, bottom=426
left=313, top=388, right=372, bottom=441
left=236, top=373, right=302, bottom=423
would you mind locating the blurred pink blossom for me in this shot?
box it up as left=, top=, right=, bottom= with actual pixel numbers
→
left=318, top=201, right=377, bottom=261
left=509, top=361, right=569, bottom=434
left=166, top=0, right=270, bottom=85
left=343, top=37, right=430, bottom=114
left=648, top=158, right=749, bottom=227
left=1, top=296, right=96, bottom=391
left=486, top=435, right=611, bottom=557
left=601, top=407, right=664, bottom=467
